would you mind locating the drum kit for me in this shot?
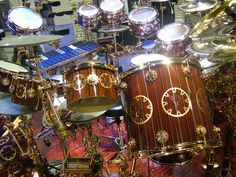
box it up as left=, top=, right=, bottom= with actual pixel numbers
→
left=0, top=0, right=235, bottom=176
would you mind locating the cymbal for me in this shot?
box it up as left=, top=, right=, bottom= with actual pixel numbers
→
left=0, top=35, right=63, bottom=48
left=178, top=0, right=218, bottom=13
left=208, top=47, right=236, bottom=63
left=0, top=93, right=39, bottom=115
left=98, top=25, right=129, bottom=33
left=211, top=35, right=236, bottom=47
left=189, top=0, right=233, bottom=38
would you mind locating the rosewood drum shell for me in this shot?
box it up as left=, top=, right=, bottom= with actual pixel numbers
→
left=157, top=22, right=191, bottom=58
left=11, top=76, right=41, bottom=109
left=128, top=7, right=159, bottom=39
left=121, top=58, right=216, bottom=157
left=100, top=0, right=124, bottom=25
left=65, top=61, right=118, bottom=113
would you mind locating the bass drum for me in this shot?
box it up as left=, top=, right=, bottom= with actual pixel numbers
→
left=0, top=60, right=28, bottom=93
left=77, top=5, right=100, bottom=30
left=64, top=61, right=118, bottom=113
left=121, top=54, right=220, bottom=164
left=7, top=6, right=43, bottom=33
left=156, top=22, right=191, bottom=58
left=100, top=0, right=124, bottom=25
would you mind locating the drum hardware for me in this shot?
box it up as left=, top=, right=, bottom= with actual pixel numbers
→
left=189, top=0, right=233, bottom=38
left=155, top=130, right=169, bottom=150
left=181, top=60, right=192, bottom=77
left=195, top=125, right=207, bottom=144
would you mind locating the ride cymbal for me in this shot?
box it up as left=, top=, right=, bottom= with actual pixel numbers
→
left=208, top=47, right=236, bottom=63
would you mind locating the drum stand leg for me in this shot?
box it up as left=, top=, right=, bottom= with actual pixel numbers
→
left=160, top=3, right=166, bottom=28
left=204, top=148, right=219, bottom=176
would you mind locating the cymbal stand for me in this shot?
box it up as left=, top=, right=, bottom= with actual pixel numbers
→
left=31, top=57, right=69, bottom=159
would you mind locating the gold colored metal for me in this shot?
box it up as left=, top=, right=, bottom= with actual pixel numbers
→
left=161, top=87, right=191, bottom=117
left=0, top=145, right=16, bottom=161
left=99, top=73, right=113, bottom=88
left=156, top=130, right=169, bottom=150
left=87, top=73, right=99, bottom=86
left=196, top=125, right=207, bottom=144
left=205, top=80, right=217, bottom=93
left=2, top=77, right=10, bottom=86
left=119, top=81, right=127, bottom=90
left=27, top=88, right=36, bottom=98
left=129, top=95, right=153, bottom=125
left=190, top=0, right=233, bottom=38
left=72, top=74, right=86, bottom=90
left=145, top=70, right=158, bottom=82
left=0, top=136, right=9, bottom=146
left=7, top=161, right=23, bottom=175
left=196, top=88, right=212, bottom=115
left=181, top=63, right=192, bottom=78
left=208, top=47, right=236, bottom=63
left=15, top=84, right=26, bottom=98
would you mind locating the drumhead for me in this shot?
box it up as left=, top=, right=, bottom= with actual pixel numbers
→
left=199, top=58, right=219, bottom=75
left=131, top=54, right=169, bottom=66
left=129, top=7, right=157, bottom=23
left=77, top=5, right=99, bottom=17
left=100, top=0, right=124, bottom=13
left=157, top=23, right=190, bottom=43
left=7, top=6, right=43, bottom=30
left=0, top=60, right=28, bottom=73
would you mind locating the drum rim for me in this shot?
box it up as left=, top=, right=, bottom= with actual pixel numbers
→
left=121, top=58, right=201, bottom=79
left=7, top=6, right=43, bottom=31
left=77, top=4, right=99, bottom=17
left=0, top=60, right=28, bottom=74
left=157, top=22, right=190, bottom=44
left=128, top=6, right=158, bottom=24
left=100, top=0, right=124, bottom=14
left=178, top=1, right=218, bottom=13
left=65, top=61, right=117, bottom=75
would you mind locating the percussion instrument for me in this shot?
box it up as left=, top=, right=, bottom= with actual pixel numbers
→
left=0, top=60, right=28, bottom=93
left=0, top=35, right=63, bottom=48
left=6, top=6, right=43, bottom=33
left=128, top=7, right=159, bottom=39
left=77, top=5, right=100, bottom=30
left=157, top=22, right=191, bottom=58
left=121, top=54, right=219, bottom=164
left=11, top=75, right=41, bottom=109
left=0, top=93, right=38, bottom=115
left=100, top=0, right=124, bottom=25
left=64, top=61, right=118, bottom=113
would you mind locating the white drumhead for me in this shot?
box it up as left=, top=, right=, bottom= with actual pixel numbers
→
left=77, top=5, right=99, bottom=17
left=157, top=23, right=190, bottom=43
left=51, top=74, right=63, bottom=84
left=8, top=7, right=43, bottom=30
left=0, top=60, right=28, bottom=73
left=131, top=54, right=169, bottom=65
left=54, top=96, right=66, bottom=107
left=100, top=0, right=124, bottom=13
left=129, top=7, right=157, bottom=23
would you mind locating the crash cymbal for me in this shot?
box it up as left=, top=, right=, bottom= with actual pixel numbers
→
left=0, top=35, right=63, bottom=48
left=189, top=0, right=233, bottom=38
left=218, top=22, right=236, bottom=36
left=178, top=0, right=218, bottom=13
left=98, top=25, right=129, bottom=33
left=208, top=47, right=236, bottom=63
left=0, top=93, right=39, bottom=115
left=211, top=35, right=236, bottom=47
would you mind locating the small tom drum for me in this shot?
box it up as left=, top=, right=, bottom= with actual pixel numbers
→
left=7, top=6, right=43, bottom=33
left=64, top=61, right=118, bottom=113
left=11, top=76, right=41, bottom=109
left=157, top=22, right=191, bottom=57
left=128, top=7, right=159, bottom=39
left=100, top=0, right=124, bottom=25
left=77, top=5, right=99, bottom=30
left=0, top=60, right=28, bottom=93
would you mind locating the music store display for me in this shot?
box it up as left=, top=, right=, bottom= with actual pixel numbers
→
left=0, top=0, right=235, bottom=176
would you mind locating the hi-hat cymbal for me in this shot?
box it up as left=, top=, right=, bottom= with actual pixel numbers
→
left=208, top=47, right=236, bottom=63
left=189, top=0, right=233, bottom=38
left=178, top=0, right=218, bottom=13
left=0, top=35, right=63, bottom=48
left=98, top=25, right=129, bottom=33
left=211, top=35, right=236, bottom=47
left=0, top=93, right=39, bottom=115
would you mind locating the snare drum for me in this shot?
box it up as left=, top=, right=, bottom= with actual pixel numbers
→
left=11, top=76, right=41, bottom=109
left=77, top=5, right=99, bottom=30
left=121, top=54, right=219, bottom=164
left=64, top=61, right=118, bottom=112
left=157, top=22, right=191, bottom=58
left=0, top=60, right=28, bottom=93
left=7, top=6, right=43, bottom=33
left=100, top=0, right=124, bottom=25
left=128, top=7, right=159, bottom=39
